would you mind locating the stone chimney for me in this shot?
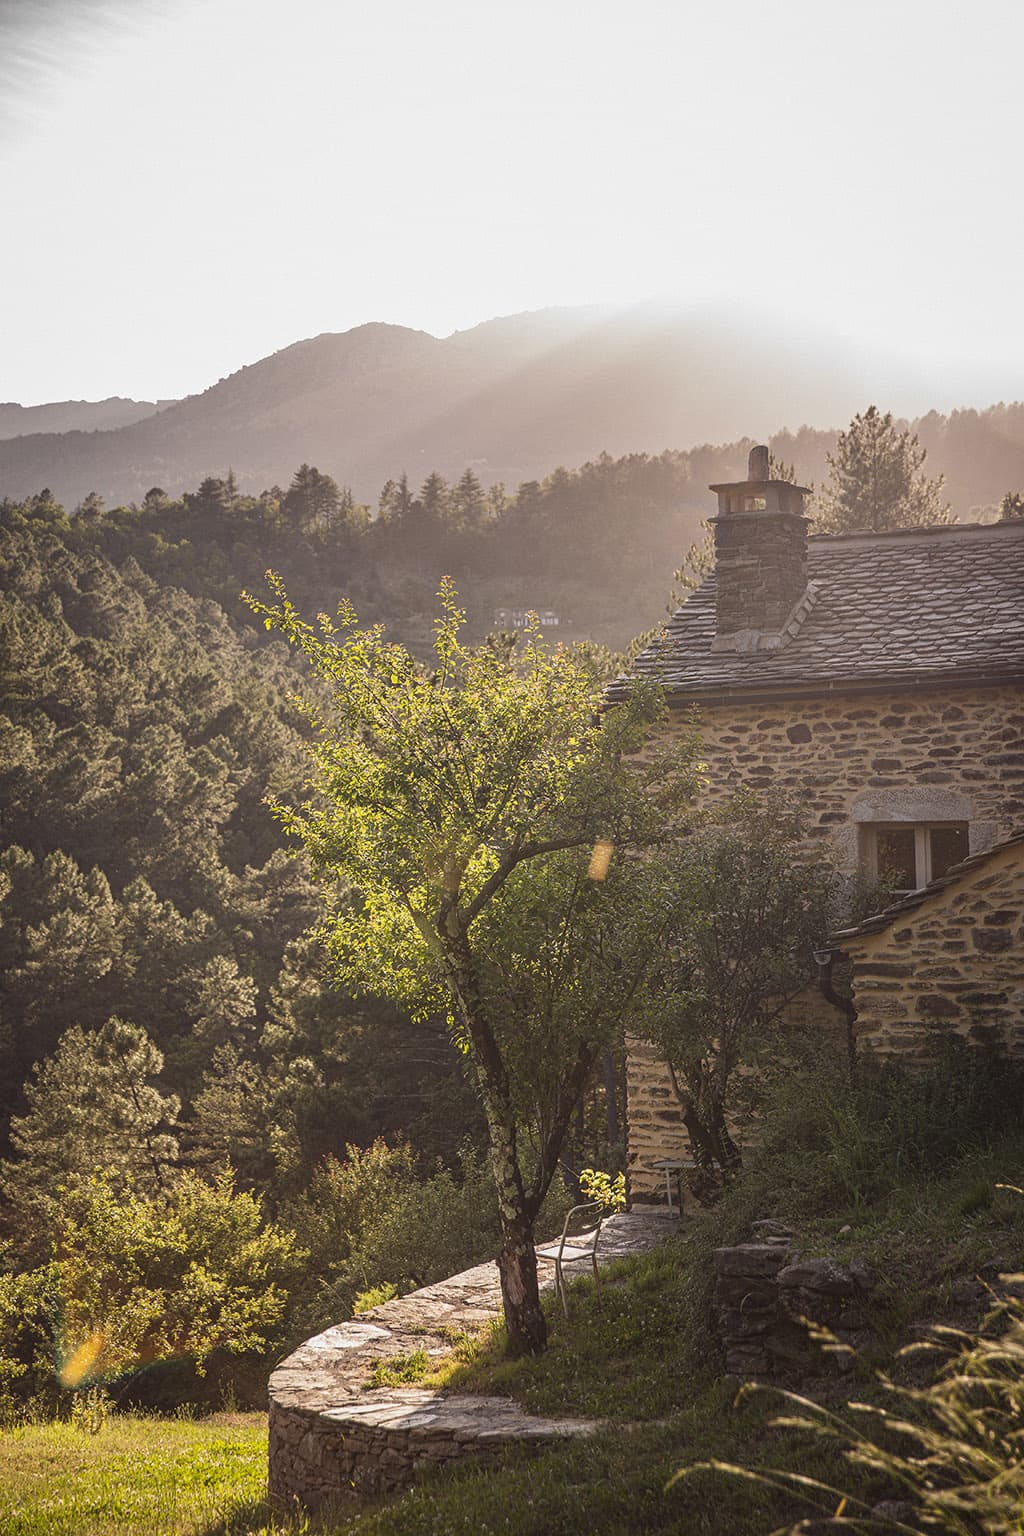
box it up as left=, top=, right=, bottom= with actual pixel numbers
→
left=709, top=445, right=813, bottom=652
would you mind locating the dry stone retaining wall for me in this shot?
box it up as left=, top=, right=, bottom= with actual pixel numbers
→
left=268, top=1212, right=676, bottom=1511
left=714, top=1226, right=877, bottom=1380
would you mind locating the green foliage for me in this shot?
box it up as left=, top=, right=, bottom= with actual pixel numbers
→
left=249, top=573, right=702, bottom=1352
left=690, top=1286, right=1024, bottom=1534
left=69, top=1385, right=111, bottom=1435
left=346, top=1144, right=503, bottom=1297
left=284, top=1141, right=531, bottom=1336
left=754, top=1039, right=1024, bottom=1216
left=1, top=1017, right=180, bottom=1258
left=641, top=795, right=840, bottom=1185
left=578, top=1168, right=626, bottom=1213
left=352, top=1282, right=398, bottom=1315
left=815, top=405, right=954, bottom=532
left=1, top=1171, right=301, bottom=1406
left=367, top=1349, right=431, bottom=1389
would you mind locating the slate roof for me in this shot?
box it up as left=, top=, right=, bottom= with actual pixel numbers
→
left=831, top=829, right=1024, bottom=947
left=611, top=520, right=1024, bottom=704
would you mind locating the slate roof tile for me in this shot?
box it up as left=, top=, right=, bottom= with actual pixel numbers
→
left=831, top=829, right=1024, bottom=946
left=611, top=521, right=1024, bottom=704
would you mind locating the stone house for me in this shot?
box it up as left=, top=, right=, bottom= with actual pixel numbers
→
left=618, top=446, right=1024, bottom=1200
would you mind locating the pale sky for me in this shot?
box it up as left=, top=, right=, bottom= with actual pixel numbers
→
left=1, top=0, right=1022, bottom=407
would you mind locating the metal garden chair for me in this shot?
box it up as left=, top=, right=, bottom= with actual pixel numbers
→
left=535, top=1200, right=605, bottom=1318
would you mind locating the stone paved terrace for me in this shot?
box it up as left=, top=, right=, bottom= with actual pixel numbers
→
left=269, top=1209, right=679, bottom=1509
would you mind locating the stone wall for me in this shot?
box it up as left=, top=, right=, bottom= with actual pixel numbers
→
left=268, top=1213, right=674, bottom=1511
left=627, top=683, right=1024, bottom=1199
left=847, top=839, right=1024, bottom=1057
left=665, top=683, right=1022, bottom=870
left=714, top=1227, right=877, bottom=1380
left=269, top=1387, right=597, bottom=1510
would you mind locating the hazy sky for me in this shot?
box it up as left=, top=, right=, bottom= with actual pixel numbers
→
left=1, top=0, right=1022, bottom=406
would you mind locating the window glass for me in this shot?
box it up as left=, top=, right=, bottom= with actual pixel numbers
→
left=930, top=824, right=968, bottom=879
left=876, top=826, right=917, bottom=890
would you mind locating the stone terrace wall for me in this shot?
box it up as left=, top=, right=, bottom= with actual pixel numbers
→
left=627, top=683, right=1024, bottom=1199
left=848, top=841, right=1024, bottom=1057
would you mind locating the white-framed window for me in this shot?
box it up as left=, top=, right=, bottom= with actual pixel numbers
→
left=864, top=821, right=969, bottom=895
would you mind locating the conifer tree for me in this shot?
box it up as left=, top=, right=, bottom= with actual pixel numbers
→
left=816, top=406, right=953, bottom=532
left=2, top=1017, right=179, bottom=1255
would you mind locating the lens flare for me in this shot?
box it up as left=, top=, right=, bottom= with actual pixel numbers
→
left=59, top=1332, right=105, bottom=1387
left=587, top=840, right=613, bottom=880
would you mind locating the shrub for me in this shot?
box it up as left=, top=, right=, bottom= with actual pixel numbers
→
left=0, top=1169, right=301, bottom=1412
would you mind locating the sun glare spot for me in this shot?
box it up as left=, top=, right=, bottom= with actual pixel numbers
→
left=587, top=840, right=613, bottom=881
left=59, top=1332, right=106, bottom=1387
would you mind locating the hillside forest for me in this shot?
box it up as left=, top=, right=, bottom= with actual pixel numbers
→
left=0, top=439, right=741, bottom=1407
left=0, top=411, right=1021, bottom=1418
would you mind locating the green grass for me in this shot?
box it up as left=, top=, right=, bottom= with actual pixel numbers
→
left=425, top=1243, right=703, bottom=1420
left=365, top=1350, right=431, bottom=1389
left=0, top=1412, right=285, bottom=1536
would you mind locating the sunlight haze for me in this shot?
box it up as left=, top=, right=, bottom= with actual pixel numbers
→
left=1, top=0, right=1021, bottom=410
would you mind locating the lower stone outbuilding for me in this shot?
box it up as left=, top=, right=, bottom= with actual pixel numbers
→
left=834, top=831, right=1024, bottom=1060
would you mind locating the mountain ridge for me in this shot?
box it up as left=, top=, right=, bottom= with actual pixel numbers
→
left=1, top=305, right=1022, bottom=511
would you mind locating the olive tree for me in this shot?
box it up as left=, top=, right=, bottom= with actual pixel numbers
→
left=248, top=576, right=702, bottom=1354
left=643, top=797, right=838, bottom=1193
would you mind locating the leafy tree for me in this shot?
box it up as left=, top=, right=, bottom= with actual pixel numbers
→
left=74, top=491, right=105, bottom=524
left=1000, top=490, right=1024, bottom=520
left=247, top=577, right=702, bottom=1354
left=1, top=1018, right=180, bottom=1256
left=816, top=406, right=953, bottom=532
left=184, top=475, right=238, bottom=521
left=5, top=1170, right=300, bottom=1397
left=642, top=797, right=838, bottom=1192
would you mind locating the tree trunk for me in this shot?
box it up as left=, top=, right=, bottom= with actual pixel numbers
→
left=497, top=1211, right=547, bottom=1356
left=706, top=1100, right=742, bottom=1181
left=665, top=1059, right=742, bottom=1201
left=444, top=935, right=548, bottom=1354
left=602, top=1047, right=622, bottom=1152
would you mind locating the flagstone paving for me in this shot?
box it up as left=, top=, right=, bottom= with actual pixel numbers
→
left=268, top=1208, right=678, bottom=1508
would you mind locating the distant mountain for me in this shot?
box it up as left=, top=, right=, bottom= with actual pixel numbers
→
left=0, top=396, right=168, bottom=441
left=0, top=305, right=1021, bottom=512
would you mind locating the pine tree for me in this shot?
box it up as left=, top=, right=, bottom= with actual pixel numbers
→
left=282, top=464, right=341, bottom=534
left=2, top=1017, right=180, bottom=1256
left=816, top=406, right=953, bottom=532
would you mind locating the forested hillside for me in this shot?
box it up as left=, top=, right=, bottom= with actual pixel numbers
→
left=0, top=495, right=482, bottom=1209
left=1, top=416, right=1020, bottom=1414
left=2, top=304, right=1022, bottom=512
